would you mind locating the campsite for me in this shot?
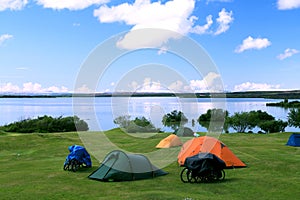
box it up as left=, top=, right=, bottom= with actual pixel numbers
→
left=0, top=129, right=299, bottom=200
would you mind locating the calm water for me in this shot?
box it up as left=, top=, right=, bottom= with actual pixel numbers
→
left=0, top=97, right=298, bottom=132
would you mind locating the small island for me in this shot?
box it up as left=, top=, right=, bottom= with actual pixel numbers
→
left=266, top=99, right=300, bottom=108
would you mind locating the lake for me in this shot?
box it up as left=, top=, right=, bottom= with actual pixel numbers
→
left=0, top=97, right=298, bottom=132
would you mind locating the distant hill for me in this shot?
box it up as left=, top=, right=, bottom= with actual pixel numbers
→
left=224, top=90, right=300, bottom=99
left=1, top=90, right=300, bottom=99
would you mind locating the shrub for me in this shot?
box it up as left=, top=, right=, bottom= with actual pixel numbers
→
left=2, top=115, right=89, bottom=133
left=288, top=108, right=300, bottom=128
left=113, top=115, right=160, bottom=133
left=227, top=112, right=255, bottom=133
left=227, top=110, right=279, bottom=133
left=198, top=109, right=229, bottom=132
left=162, top=110, right=188, bottom=131
left=113, top=115, right=131, bottom=128
left=258, top=120, right=288, bottom=133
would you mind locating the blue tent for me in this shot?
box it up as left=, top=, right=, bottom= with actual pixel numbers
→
left=286, top=133, right=300, bottom=147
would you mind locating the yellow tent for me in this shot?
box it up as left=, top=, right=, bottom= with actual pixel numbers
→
left=156, top=134, right=183, bottom=148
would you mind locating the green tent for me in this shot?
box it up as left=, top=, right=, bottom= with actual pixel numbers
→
left=174, top=127, right=194, bottom=137
left=88, top=150, right=168, bottom=182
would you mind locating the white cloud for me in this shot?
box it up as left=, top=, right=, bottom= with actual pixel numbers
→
left=124, top=78, right=165, bottom=93
left=16, top=67, right=29, bottom=70
left=190, top=15, right=213, bottom=34
left=116, top=28, right=182, bottom=50
left=0, top=0, right=28, bottom=11
left=0, top=82, right=69, bottom=93
left=45, top=86, right=68, bottom=93
left=75, top=84, right=93, bottom=93
left=127, top=78, right=185, bottom=93
left=189, top=79, right=207, bottom=92
left=0, top=82, right=20, bottom=93
left=0, top=34, right=13, bottom=45
left=94, top=0, right=233, bottom=49
left=235, top=36, right=271, bottom=53
left=168, top=80, right=184, bottom=92
left=214, top=8, right=233, bottom=35
left=277, top=48, right=299, bottom=60
left=189, top=72, right=222, bottom=92
left=113, top=72, right=223, bottom=93
left=22, top=82, right=42, bottom=93
left=119, top=73, right=223, bottom=93
left=233, top=82, right=281, bottom=92
left=277, top=0, right=300, bottom=10
left=36, top=0, right=108, bottom=10
left=94, top=0, right=195, bottom=49
left=94, top=0, right=195, bottom=34
left=140, top=79, right=162, bottom=92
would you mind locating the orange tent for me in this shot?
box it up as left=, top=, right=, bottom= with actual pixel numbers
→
left=177, top=136, right=246, bottom=168
left=156, top=134, right=183, bottom=148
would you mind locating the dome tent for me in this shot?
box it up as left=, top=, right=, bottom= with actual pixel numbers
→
left=286, top=133, right=300, bottom=147
left=156, top=134, right=182, bottom=148
left=178, top=136, right=246, bottom=168
left=174, top=127, right=194, bottom=137
left=88, top=150, right=168, bottom=182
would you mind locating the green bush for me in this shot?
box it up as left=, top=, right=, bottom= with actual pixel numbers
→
left=113, top=115, right=131, bottom=128
left=227, top=112, right=254, bottom=133
left=227, top=110, right=287, bottom=133
left=162, top=110, right=188, bottom=131
left=198, top=108, right=229, bottom=132
left=113, top=115, right=160, bottom=133
left=258, top=120, right=288, bottom=133
left=288, top=108, right=300, bottom=128
left=1, top=115, right=88, bottom=133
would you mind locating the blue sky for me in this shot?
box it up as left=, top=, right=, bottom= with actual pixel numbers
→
left=0, top=0, right=300, bottom=93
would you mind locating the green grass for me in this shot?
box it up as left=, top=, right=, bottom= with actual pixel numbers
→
left=0, top=129, right=300, bottom=200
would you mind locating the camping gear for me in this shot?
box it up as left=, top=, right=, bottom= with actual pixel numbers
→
left=88, top=150, right=168, bottom=182
left=180, top=152, right=226, bottom=183
left=286, top=133, right=300, bottom=147
left=63, top=145, right=92, bottom=172
left=177, top=136, right=246, bottom=168
left=156, top=134, right=183, bottom=148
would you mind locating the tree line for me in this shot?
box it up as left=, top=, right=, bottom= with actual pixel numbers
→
left=114, top=108, right=300, bottom=134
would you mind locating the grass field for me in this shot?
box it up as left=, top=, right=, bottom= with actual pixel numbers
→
left=0, top=129, right=299, bottom=200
